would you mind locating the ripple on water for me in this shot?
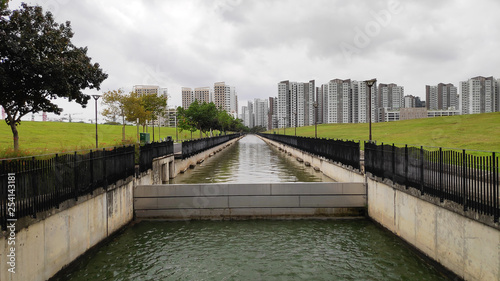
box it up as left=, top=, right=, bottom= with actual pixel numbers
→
left=58, top=220, right=446, bottom=281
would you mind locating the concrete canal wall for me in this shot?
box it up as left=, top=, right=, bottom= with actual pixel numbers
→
left=134, top=182, right=366, bottom=220
left=0, top=177, right=134, bottom=281
left=0, top=137, right=242, bottom=281
left=259, top=135, right=500, bottom=281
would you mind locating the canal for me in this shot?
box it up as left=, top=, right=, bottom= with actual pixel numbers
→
left=55, top=135, right=447, bottom=280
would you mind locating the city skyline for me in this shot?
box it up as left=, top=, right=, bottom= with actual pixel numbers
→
left=6, top=0, right=500, bottom=122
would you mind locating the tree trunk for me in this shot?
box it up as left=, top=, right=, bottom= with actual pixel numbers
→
left=10, top=122, right=19, bottom=152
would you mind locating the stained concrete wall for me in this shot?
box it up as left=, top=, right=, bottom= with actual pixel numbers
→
left=367, top=177, right=500, bottom=281
left=258, top=135, right=500, bottom=281
left=0, top=178, right=134, bottom=281
left=134, top=182, right=366, bottom=219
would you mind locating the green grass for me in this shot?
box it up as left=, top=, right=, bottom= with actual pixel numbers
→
left=266, top=112, right=500, bottom=152
left=0, top=121, right=208, bottom=158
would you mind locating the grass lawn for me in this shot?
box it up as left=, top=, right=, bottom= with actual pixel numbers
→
left=266, top=112, right=500, bottom=152
left=0, top=121, right=209, bottom=158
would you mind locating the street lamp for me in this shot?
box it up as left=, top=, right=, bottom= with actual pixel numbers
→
left=313, top=102, right=318, bottom=138
left=364, top=79, right=377, bottom=142
left=91, top=94, right=101, bottom=148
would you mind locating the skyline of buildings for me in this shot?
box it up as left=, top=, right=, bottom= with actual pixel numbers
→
left=182, top=82, right=239, bottom=117
left=240, top=75, right=500, bottom=131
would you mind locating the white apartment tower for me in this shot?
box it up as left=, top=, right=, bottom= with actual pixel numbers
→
left=460, top=76, right=499, bottom=114
left=254, top=99, right=269, bottom=129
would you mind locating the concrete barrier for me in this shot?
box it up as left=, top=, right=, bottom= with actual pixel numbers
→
left=367, top=177, right=500, bottom=281
left=0, top=178, right=134, bottom=281
left=134, top=182, right=366, bottom=219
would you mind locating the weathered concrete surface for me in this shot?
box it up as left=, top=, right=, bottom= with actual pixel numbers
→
left=367, top=177, right=500, bottom=281
left=134, top=182, right=366, bottom=219
left=257, top=136, right=365, bottom=183
left=0, top=179, right=134, bottom=281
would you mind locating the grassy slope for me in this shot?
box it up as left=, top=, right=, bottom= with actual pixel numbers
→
left=268, top=112, right=500, bottom=152
left=0, top=121, right=205, bottom=157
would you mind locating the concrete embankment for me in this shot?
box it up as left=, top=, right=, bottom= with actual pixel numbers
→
left=258, top=135, right=500, bottom=281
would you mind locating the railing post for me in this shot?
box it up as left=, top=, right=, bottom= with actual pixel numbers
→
left=74, top=152, right=78, bottom=201
left=31, top=156, right=37, bottom=218
left=103, top=148, right=108, bottom=190
left=462, top=150, right=467, bottom=211
left=381, top=142, right=384, bottom=178
left=55, top=154, right=60, bottom=209
left=493, top=152, right=498, bottom=222
left=420, top=146, right=424, bottom=195
left=90, top=149, right=94, bottom=194
left=392, top=144, right=395, bottom=183
left=439, top=147, right=443, bottom=202
left=405, top=145, right=408, bottom=189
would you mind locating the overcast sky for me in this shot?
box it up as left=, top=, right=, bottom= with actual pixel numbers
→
left=8, top=0, right=500, bottom=122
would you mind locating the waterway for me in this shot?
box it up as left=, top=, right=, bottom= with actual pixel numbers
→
left=169, top=134, right=334, bottom=183
left=55, top=135, right=448, bottom=280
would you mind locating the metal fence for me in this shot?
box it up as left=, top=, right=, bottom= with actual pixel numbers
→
left=139, top=140, right=174, bottom=173
left=0, top=145, right=136, bottom=230
left=258, top=133, right=360, bottom=170
left=364, top=142, right=499, bottom=222
left=181, top=134, right=240, bottom=159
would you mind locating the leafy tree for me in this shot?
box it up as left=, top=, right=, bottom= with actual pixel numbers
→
left=141, top=93, right=167, bottom=141
left=101, top=89, right=127, bottom=143
left=0, top=4, right=107, bottom=151
left=123, top=92, right=148, bottom=130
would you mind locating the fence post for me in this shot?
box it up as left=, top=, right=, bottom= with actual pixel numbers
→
left=392, top=144, right=395, bottom=183
left=55, top=154, right=60, bottom=209
left=420, top=146, right=424, bottom=195
left=439, top=147, right=444, bottom=202
left=74, top=152, right=78, bottom=201
left=31, top=156, right=37, bottom=218
left=90, top=149, right=94, bottom=194
left=381, top=142, right=384, bottom=178
left=405, top=145, right=408, bottom=189
left=462, top=150, right=467, bottom=211
left=103, top=148, right=108, bottom=191
left=493, top=152, right=498, bottom=222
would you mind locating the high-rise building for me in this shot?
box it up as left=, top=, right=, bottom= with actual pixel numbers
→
left=254, top=99, right=268, bottom=129
left=213, top=82, right=238, bottom=116
left=268, top=97, right=278, bottom=130
left=182, top=87, right=194, bottom=108
left=378, top=83, right=404, bottom=111
left=246, top=101, right=254, bottom=128
left=320, top=83, right=329, bottom=124
left=426, top=83, right=458, bottom=110
left=327, top=79, right=351, bottom=123
left=357, top=81, right=378, bottom=123
left=278, top=80, right=290, bottom=128
left=460, top=76, right=499, bottom=114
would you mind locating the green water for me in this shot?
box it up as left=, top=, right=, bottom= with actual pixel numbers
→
left=54, top=136, right=448, bottom=280
left=57, top=220, right=446, bottom=280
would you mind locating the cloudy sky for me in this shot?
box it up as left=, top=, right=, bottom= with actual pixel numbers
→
left=8, top=0, right=500, bottom=122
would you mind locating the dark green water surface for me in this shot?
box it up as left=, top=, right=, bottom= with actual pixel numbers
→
left=58, top=220, right=446, bottom=281
left=55, top=135, right=447, bottom=280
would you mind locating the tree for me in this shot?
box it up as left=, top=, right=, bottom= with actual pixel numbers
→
left=141, top=93, right=167, bottom=142
left=0, top=4, right=108, bottom=151
left=101, top=89, right=126, bottom=143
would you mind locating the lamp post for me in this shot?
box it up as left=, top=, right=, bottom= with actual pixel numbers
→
left=364, top=79, right=377, bottom=142
left=313, top=102, right=318, bottom=138
left=91, top=94, right=101, bottom=148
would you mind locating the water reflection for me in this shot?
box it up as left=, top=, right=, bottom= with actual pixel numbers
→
left=170, top=135, right=333, bottom=184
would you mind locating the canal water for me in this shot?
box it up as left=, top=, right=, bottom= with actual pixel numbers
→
left=56, top=135, right=448, bottom=280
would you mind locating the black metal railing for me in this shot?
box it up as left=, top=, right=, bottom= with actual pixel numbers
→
left=365, top=142, right=499, bottom=222
left=139, top=140, right=174, bottom=173
left=0, top=145, right=136, bottom=230
left=258, top=133, right=360, bottom=170
left=181, top=134, right=240, bottom=159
